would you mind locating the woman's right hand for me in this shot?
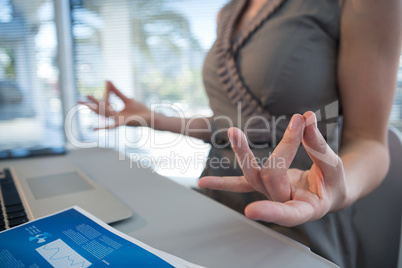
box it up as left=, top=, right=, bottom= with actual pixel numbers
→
left=78, top=81, right=152, bottom=130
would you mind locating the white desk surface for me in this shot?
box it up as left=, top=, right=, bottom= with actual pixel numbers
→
left=3, top=148, right=337, bottom=267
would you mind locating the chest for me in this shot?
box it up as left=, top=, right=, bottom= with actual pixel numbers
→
left=204, top=0, right=342, bottom=116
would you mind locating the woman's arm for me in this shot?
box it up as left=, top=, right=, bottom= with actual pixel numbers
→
left=153, top=113, right=212, bottom=142
left=79, top=81, right=212, bottom=142
left=335, top=0, right=402, bottom=209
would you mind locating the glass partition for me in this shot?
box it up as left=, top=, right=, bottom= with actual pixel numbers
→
left=0, top=0, right=64, bottom=158
left=71, top=0, right=227, bottom=185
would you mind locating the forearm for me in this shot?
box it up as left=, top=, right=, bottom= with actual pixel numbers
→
left=152, top=113, right=212, bottom=142
left=337, top=138, right=389, bottom=210
left=333, top=0, right=401, bottom=211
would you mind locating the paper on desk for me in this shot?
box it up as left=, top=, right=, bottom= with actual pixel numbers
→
left=0, top=206, right=204, bottom=268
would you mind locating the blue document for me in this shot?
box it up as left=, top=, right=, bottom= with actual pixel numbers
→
left=0, top=207, right=202, bottom=268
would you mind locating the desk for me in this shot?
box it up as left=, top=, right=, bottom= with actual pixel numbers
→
left=6, top=148, right=338, bottom=267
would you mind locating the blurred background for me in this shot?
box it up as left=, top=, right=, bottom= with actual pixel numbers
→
left=0, top=0, right=401, bottom=187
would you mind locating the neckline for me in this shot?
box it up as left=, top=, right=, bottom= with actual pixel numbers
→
left=218, top=0, right=285, bottom=52
left=230, top=0, right=273, bottom=45
left=214, top=0, right=286, bottom=141
left=231, top=0, right=285, bottom=54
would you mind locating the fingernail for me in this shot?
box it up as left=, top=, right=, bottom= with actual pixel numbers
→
left=305, top=113, right=317, bottom=130
left=289, top=115, right=302, bottom=130
left=228, top=129, right=237, bottom=147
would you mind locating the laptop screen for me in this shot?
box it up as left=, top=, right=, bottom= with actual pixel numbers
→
left=0, top=81, right=66, bottom=159
left=0, top=2, right=66, bottom=160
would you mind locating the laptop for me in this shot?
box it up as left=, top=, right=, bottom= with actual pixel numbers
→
left=0, top=84, right=132, bottom=230
left=0, top=155, right=133, bottom=230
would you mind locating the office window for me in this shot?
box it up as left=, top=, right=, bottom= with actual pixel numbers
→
left=70, top=0, right=227, bottom=185
left=0, top=0, right=64, bottom=157
left=390, top=54, right=402, bottom=131
left=1, top=1, right=401, bottom=183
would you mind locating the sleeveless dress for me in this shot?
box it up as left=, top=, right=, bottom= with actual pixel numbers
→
left=199, top=0, right=361, bottom=267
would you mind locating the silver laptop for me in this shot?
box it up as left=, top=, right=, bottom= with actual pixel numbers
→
left=0, top=155, right=133, bottom=229
left=0, top=82, right=132, bottom=229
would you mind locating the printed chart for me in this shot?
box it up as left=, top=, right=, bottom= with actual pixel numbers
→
left=36, top=239, right=92, bottom=268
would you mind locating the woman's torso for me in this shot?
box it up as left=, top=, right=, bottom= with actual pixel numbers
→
left=199, top=3, right=361, bottom=267
left=202, top=0, right=343, bottom=174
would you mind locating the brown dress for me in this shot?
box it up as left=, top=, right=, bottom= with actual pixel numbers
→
left=199, top=0, right=361, bottom=267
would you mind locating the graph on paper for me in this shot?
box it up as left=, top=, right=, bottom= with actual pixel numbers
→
left=0, top=207, right=196, bottom=267
left=36, top=239, right=92, bottom=268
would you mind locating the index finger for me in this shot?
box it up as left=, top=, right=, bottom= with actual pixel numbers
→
left=229, top=127, right=269, bottom=197
left=260, top=114, right=304, bottom=202
left=104, top=81, right=111, bottom=108
left=107, top=81, right=129, bottom=102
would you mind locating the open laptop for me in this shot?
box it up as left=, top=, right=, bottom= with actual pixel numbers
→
left=0, top=83, right=132, bottom=230
left=0, top=155, right=133, bottom=229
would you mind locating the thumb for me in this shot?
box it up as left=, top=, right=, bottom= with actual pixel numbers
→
left=94, top=123, right=118, bottom=131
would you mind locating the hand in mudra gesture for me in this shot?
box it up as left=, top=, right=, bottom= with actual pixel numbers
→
left=199, top=112, right=347, bottom=227
left=78, top=81, right=152, bottom=130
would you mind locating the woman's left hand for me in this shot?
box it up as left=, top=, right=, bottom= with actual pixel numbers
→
left=198, top=111, right=349, bottom=227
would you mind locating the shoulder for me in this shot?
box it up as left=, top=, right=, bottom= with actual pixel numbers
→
left=217, top=8, right=222, bottom=24
left=337, top=0, right=402, bottom=142
left=340, top=0, right=402, bottom=56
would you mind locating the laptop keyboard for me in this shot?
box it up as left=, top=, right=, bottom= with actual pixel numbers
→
left=0, top=168, right=29, bottom=231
